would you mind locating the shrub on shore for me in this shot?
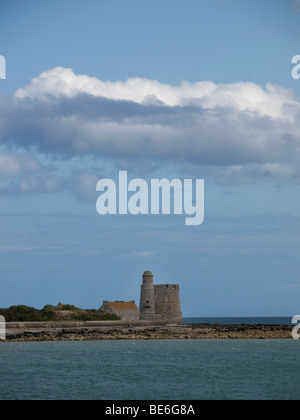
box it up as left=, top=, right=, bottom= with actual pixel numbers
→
left=0, top=305, right=120, bottom=322
left=0, top=305, right=57, bottom=322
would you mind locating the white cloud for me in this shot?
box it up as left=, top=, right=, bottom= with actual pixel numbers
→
left=122, top=251, right=156, bottom=258
left=15, top=67, right=299, bottom=120
left=0, top=67, right=299, bottom=192
left=0, top=153, right=42, bottom=177
left=0, top=151, right=64, bottom=195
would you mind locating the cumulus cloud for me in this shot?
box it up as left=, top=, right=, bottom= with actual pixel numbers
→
left=15, top=67, right=299, bottom=119
left=0, top=151, right=62, bottom=195
left=0, top=153, right=41, bottom=177
left=0, top=66, right=300, bottom=193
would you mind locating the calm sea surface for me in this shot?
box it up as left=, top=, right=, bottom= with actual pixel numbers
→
left=183, top=317, right=292, bottom=325
left=0, top=339, right=299, bottom=400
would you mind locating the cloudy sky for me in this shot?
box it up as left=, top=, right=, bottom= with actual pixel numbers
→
left=0, top=0, right=300, bottom=316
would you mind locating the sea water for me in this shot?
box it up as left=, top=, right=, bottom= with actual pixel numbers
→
left=0, top=339, right=299, bottom=400
left=183, top=317, right=292, bottom=325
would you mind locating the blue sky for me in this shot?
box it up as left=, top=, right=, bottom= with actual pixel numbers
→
left=0, top=0, right=300, bottom=316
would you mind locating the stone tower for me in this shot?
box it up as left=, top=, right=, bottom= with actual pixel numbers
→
left=139, top=271, right=183, bottom=324
left=139, top=270, right=156, bottom=321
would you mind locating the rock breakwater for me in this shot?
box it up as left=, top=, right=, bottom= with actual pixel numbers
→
left=3, top=323, right=292, bottom=342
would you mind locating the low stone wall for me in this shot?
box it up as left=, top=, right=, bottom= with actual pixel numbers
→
left=5, top=319, right=176, bottom=335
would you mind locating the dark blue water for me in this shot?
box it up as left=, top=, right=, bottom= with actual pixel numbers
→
left=184, top=317, right=292, bottom=325
left=0, top=339, right=299, bottom=400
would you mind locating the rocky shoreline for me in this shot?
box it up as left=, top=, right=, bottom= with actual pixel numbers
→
left=3, top=323, right=293, bottom=342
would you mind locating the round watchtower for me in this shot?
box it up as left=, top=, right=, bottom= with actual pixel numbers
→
left=140, top=270, right=156, bottom=320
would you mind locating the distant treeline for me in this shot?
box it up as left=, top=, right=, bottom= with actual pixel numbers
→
left=0, top=305, right=120, bottom=322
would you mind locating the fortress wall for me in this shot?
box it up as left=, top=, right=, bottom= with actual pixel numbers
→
left=154, top=284, right=183, bottom=323
left=5, top=319, right=176, bottom=336
left=115, top=310, right=140, bottom=322
left=135, top=271, right=183, bottom=324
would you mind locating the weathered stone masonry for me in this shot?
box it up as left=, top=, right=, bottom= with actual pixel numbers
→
left=100, top=271, right=183, bottom=324
left=139, top=271, right=183, bottom=323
